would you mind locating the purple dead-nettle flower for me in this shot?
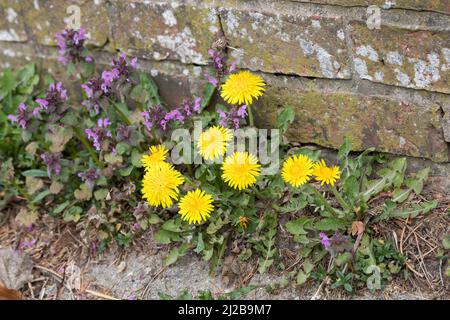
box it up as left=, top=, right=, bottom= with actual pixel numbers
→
left=78, top=168, right=100, bottom=188
left=237, top=105, right=247, bottom=117
left=35, top=82, right=68, bottom=115
left=204, top=72, right=219, bottom=87
left=217, top=109, right=227, bottom=127
left=142, top=98, right=201, bottom=132
left=164, top=109, right=185, bottom=122
left=163, top=98, right=203, bottom=129
left=205, top=48, right=236, bottom=87
left=109, top=53, right=137, bottom=84
left=141, top=105, right=165, bottom=131
left=179, top=98, right=202, bottom=119
left=133, top=223, right=141, bottom=231
left=208, top=49, right=226, bottom=74
left=159, top=119, right=168, bottom=131
left=217, top=105, right=247, bottom=129
left=130, top=57, right=138, bottom=69
left=85, top=129, right=100, bottom=150
left=320, top=231, right=352, bottom=254
left=41, top=152, right=62, bottom=176
left=229, top=60, right=237, bottom=74
left=82, top=75, right=108, bottom=114
left=55, top=27, right=90, bottom=65
left=81, top=83, right=93, bottom=98
left=319, top=232, right=331, bottom=249
left=85, top=117, right=113, bottom=151
left=193, top=97, right=202, bottom=114
left=8, top=103, right=30, bottom=129
left=98, top=117, right=112, bottom=128
left=101, top=70, right=117, bottom=92
left=116, top=124, right=138, bottom=146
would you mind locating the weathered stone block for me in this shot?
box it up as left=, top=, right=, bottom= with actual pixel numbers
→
left=291, top=0, right=450, bottom=13
left=0, top=42, right=35, bottom=70
left=110, top=1, right=220, bottom=65
left=0, top=0, right=27, bottom=42
left=254, top=77, right=449, bottom=162
left=220, top=8, right=351, bottom=79
left=442, top=112, right=450, bottom=142
left=350, top=23, right=450, bottom=94
left=22, top=0, right=110, bottom=47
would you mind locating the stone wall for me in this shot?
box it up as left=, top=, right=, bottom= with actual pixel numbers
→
left=0, top=0, right=449, bottom=189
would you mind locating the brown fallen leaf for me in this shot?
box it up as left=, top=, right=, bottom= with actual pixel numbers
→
left=351, top=221, right=364, bottom=236
left=0, top=284, right=22, bottom=300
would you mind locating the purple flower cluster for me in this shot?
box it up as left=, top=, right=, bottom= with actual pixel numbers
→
left=55, top=27, right=92, bottom=65
left=204, top=49, right=236, bottom=87
left=319, top=232, right=331, bottom=249
left=101, top=53, right=137, bottom=91
left=142, top=98, right=201, bottom=131
left=141, top=105, right=165, bottom=131
left=85, top=118, right=112, bottom=151
left=41, top=152, right=62, bottom=176
left=78, top=168, right=100, bottom=188
left=319, top=231, right=351, bottom=254
left=217, top=105, right=247, bottom=129
left=110, top=53, right=137, bottom=83
left=7, top=103, right=30, bottom=129
left=81, top=75, right=105, bottom=114
left=116, top=123, right=139, bottom=146
left=35, top=82, right=68, bottom=115
left=82, top=53, right=137, bottom=114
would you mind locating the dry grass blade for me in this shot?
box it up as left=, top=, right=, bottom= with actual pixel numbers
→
left=85, top=289, right=119, bottom=300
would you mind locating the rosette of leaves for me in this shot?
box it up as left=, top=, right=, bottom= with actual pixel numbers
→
left=284, top=137, right=437, bottom=290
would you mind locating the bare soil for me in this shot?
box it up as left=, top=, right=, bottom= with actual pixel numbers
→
left=0, top=191, right=448, bottom=300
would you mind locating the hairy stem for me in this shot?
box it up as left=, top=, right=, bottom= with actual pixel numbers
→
left=248, top=105, right=254, bottom=127
left=109, top=99, right=132, bottom=126
left=305, top=184, right=339, bottom=217
left=330, top=186, right=351, bottom=212
left=186, top=163, right=194, bottom=177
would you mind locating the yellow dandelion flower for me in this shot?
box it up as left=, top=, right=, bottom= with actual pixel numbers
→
left=141, top=162, right=184, bottom=208
left=178, top=189, right=214, bottom=224
left=221, top=151, right=261, bottom=190
left=239, top=216, right=249, bottom=229
left=312, top=159, right=341, bottom=187
left=142, top=144, right=169, bottom=170
left=281, top=154, right=314, bottom=187
left=221, top=71, right=265, bottom=105
left=197, top=126, right=233, bottom=161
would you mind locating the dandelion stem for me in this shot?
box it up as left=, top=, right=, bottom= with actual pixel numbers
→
left=248, top=105, right=254, bottom=127
left=330, top=186, right=351, bottom=211
left=73, top=127, right=103, bottom=168
left=305, top=184, right=339, bottom=217
left=184, top=175, right=197, bottom=188
left=186, top=163, right=194, bottom=177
